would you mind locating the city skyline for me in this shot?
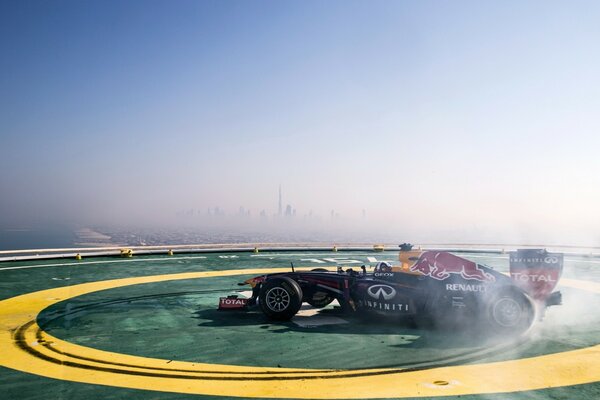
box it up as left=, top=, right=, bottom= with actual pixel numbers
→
left=174, top=185, right=349, bottom=227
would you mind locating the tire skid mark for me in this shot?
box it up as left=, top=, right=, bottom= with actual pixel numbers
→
left=2, top=269, right=600, bottom=398
left=38, top=291, right=528, bottom=374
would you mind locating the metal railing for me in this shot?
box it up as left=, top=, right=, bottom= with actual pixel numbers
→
left=1, top=242, right=599, bottom=263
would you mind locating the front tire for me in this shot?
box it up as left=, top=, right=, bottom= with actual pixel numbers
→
left=306, top=292, right=335, bottom=308
left=306, top=268, right=335, bottom=308
left=259, top=277, right=303, bottom=320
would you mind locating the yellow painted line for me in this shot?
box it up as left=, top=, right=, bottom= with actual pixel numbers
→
left=1, top=269, right=600, bottom=398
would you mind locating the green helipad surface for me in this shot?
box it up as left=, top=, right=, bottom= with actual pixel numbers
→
left=1, top=249, right=600, bottom=399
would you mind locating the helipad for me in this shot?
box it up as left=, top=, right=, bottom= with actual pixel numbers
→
left=1, top=246, right=600, bottom=399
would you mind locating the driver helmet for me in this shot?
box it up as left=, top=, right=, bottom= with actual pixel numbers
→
left=378, top=261, right=393, bottom=272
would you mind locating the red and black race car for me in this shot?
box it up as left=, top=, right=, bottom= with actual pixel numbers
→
left=219, top=246, right=563, bottom=333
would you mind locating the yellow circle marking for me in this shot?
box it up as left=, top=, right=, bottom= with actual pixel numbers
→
left=1, top=269, right=599, bottom=399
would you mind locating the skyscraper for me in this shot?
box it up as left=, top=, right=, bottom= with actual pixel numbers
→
left=278, top=185, right=282, bottom=216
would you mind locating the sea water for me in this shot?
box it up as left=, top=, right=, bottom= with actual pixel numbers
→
left=0, top=225, right=76, bottom=250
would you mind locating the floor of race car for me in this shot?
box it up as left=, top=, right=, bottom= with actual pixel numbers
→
left=1, top=250, right=600, bottom=400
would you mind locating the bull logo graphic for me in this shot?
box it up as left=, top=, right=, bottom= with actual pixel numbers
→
left=410, top=251, right=495, bottom=282
left=367, top=284, right=396, bottom=300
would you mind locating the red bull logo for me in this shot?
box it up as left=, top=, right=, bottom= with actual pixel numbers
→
left=410, top=251, right=495, bottom=282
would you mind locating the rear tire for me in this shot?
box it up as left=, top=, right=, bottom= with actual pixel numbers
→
left=259, top=277, right=303, bottom=320
left=487, top=289, right=535, bottom=334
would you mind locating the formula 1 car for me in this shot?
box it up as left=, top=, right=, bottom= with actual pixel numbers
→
left=219, top=247, right=563, bottom=333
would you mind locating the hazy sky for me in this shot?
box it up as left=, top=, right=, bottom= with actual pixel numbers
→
left=1, top=1, right=599, bottom=244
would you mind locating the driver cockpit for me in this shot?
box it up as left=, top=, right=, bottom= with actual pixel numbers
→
left=374, top=261, right=393, bottom=273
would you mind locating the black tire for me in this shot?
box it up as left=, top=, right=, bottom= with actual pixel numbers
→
left=487, top=289, right=535, bottom=334
left=259, top=277, right=303, bottom=320
left=306, top=292, right=335, bottom=308
left=307, top=268, right=335, bottom=308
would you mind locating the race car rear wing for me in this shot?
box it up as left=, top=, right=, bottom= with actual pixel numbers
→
left=509, top=249, right=563, bottom=303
